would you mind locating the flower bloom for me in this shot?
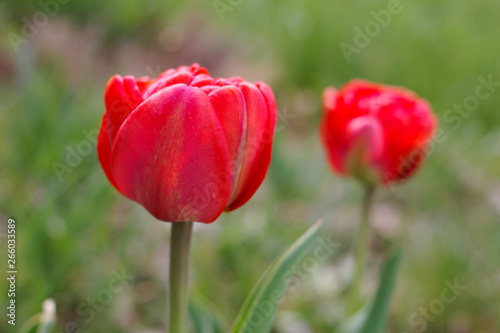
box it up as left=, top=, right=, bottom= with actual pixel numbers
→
left=320, top=79, right=437, bottom=185
left=98, top=64, right=277, bottom=223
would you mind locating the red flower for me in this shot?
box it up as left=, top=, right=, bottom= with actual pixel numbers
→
left=98, top=64, right=277, bottom=223
left=320, top=80, right=437, bottom=185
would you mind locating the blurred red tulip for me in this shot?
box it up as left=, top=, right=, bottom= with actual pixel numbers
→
left=98, top=64, right=277, bottom=223
left=320, top=80, right=437, bottom=185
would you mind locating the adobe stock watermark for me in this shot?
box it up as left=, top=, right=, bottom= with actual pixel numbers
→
left=52, top=129, right=98, bottom=182
left=145, top=64, right=162, bottom=78
left=237, top=235, right=339, bottom=333
left=51, top=89, right=137, bottom=182
left=442, top=74, right=500, bottom=130
left=61, top=267, right=134, bottom=333
left=401, top=278, right=467, bottom=333
left=212, top=0, right=244, bottom=21
left=383, top=74, right=499, bottom=192
left=275, top=105, right=297, bottom=132
left=8, top=0, right=72, bottom=53
left=340, top=0, right=404, bottom=63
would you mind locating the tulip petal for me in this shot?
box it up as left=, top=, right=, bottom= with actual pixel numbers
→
left=344, top=115, right=384, bottom=183
left=97, top=115, right=120, bottom=190
left=256, top=82, right=278, bottom=126
left=226, top=82, right=276, bottom=211
left=143, top=71, right=194, bottom=99
left=192, top=74, right=215, bottom=87
left=377, top=93, right=436, bottom=183
left=110, top=84, right=232, bottom=223
left=136, top=76, right=153, bottom=93
left=320, top=87, right=351, bottom=174
left=209, top=86, right=246, bottom=187
left=105, top=75, right=144, bottom=144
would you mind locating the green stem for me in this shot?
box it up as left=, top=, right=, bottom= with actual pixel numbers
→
left=347, top=184, right=375, bottom=315
left=169, top=222, right=194, bottom=333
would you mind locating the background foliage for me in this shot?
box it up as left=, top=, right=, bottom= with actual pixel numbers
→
left=1, top=0, right=499, bottom=332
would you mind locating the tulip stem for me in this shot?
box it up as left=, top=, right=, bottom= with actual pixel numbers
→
left=169, top=222, right=193, bottom=333
left=347, top=184, right=375, bottom=315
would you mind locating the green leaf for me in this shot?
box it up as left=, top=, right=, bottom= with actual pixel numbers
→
left=189, top=290, right=226, bottom=333
left=337, top=251, right=402, bottom=333
left=230, top=219, right=324, bottom=333
left=19, top=314, right=41, bottom=333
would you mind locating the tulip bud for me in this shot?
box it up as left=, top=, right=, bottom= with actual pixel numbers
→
left=320, top=79, right=436, bottom=185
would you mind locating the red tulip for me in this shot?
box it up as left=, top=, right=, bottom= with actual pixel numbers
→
left=320, top=80, right=437, bottom=185
left=98, top=64, right=277, bottom=223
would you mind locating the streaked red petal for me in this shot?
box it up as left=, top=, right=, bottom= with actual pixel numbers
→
left=209, top=86, right=246, bottom=180
left=110, top=84, right=232, bottom=223
left=226, top=82, right=276, bottom=211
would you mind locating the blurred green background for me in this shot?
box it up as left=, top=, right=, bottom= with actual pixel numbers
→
left=1, top=0, right=499, bottom=332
